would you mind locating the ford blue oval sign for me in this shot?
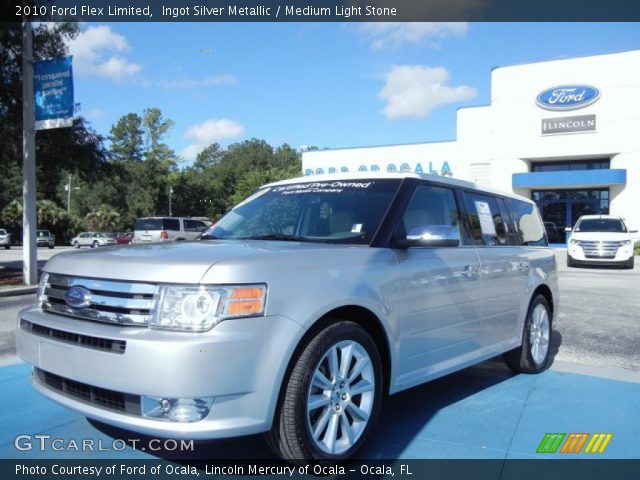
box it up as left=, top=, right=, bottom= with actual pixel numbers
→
left=536, top=85, right=600, bottom=111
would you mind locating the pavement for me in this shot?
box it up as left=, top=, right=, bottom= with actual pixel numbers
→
left=0, top=360, right=638, bottom=460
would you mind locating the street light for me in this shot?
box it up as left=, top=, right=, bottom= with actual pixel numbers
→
left=169, top=186, right=173, bottom=216
left=65, top=174, right=80, bottom=212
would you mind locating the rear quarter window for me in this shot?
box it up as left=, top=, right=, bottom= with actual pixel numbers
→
left=506, top=198, right=547, bottom=246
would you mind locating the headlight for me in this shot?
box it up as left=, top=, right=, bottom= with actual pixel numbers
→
left=36, top=273, right=50, bottom=308
left=619, top=240, right=631, bottom=246
left=570, top=239, right=581, bottom=245
left=151, top=284, right=267, bottom=332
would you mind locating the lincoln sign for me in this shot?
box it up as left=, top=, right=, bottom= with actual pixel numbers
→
left=541, top=114, right=596, bottom=135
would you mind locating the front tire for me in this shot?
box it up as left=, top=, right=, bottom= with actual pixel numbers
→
left=627, top=256, right=635, bottom=270
left=266, top=321, right=383, bottom=464
left=74, top=241, right=80, bottom=248
left=504, top=294, right=553, bottom=374
left=4, top=245, right=9, bottom=250
left=92, top=241, right=99, bottom=248
left=566, top=255, right=574, bottom=268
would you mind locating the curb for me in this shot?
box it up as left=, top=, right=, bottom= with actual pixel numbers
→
left=0, top=286, right=37, bottom=298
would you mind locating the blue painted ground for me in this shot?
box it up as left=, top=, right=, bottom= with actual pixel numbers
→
left=1, top=360, right=638, bottom=460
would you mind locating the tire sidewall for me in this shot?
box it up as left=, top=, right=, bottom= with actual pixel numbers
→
left=294, top=322, right=383, bottom=461
left=522, top=295, right=553, bottom=372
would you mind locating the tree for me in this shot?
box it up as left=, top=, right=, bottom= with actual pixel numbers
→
left=85, top=206, right=121, bottom=232
left=0, top=22, right=107, bottom=212
left=109, top=113, right=144, bottom=164
left=230, top=165, right=301, bottom=205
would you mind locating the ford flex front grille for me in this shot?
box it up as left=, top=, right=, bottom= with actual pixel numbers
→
left=21, top=319, right=126, bottom=354
left=42, top=274, right=157, bottom=326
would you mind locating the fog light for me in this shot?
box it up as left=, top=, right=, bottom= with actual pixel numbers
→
left=142, top=396, right=214, bottom=422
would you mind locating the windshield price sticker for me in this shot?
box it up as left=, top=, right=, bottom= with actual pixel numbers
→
left=474, top=201, right=497, bottom=236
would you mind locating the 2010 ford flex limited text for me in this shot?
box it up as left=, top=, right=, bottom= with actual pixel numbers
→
left=17, top=173, right=559, bottom=462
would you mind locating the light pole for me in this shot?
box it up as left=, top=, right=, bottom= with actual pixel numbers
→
left=65, top=174, right=80, bottom=212
left=169, top=186, right=173, bottom=216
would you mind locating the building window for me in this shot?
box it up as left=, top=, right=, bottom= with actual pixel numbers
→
left=531, top=159, right=610, bottom=172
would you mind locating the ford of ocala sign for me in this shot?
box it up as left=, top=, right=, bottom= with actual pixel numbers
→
left=536, top=85, right=600, bottom=111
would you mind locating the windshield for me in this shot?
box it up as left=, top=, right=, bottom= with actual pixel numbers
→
left=203, top=179, right=401, bottom=245
left=576, top=218, right=626, bottom=233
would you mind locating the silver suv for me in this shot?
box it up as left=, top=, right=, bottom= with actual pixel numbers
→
left=17, top=173, right=558, bottom=462
left=132, top=217, right=210, bottom=243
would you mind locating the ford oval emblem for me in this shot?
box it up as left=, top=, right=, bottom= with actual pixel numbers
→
left=536, top=85, right=600, bottom=111
left=64, top=286, right=92, bottom=309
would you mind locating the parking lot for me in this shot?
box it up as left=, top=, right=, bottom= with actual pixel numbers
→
left=0, top=248, right=638, bottom=459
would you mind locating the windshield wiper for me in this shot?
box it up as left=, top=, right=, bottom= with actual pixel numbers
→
left=239, top=234, right=314, bottom=242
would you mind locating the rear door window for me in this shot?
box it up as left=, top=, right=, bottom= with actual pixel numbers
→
left=462, top=192, right=511, bottom=246
left=162, top=219, right=181, bottom=231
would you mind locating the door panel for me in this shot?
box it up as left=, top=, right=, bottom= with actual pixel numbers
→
left=391, top=248, right=483, bottom=386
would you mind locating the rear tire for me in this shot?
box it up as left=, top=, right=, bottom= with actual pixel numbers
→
left=265, top=321, right=383, bottom=464
left=92, top=241, right=99, bottom=248
left=74, top=241, right=80, bottom=248
left=4, top=245, right=9, bottom=250
left=504, top=294, right=553, bottom=374
left=49, top=244, right=54, bottom=249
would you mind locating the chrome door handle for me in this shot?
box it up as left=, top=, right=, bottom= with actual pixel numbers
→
left=462, top=265, right=480, bottom=278
left=517, top=262, right=530, bottom=273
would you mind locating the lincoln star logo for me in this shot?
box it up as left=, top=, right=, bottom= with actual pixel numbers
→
left=64, top=286, right=92, bottom=309
left=536, top=85, right=600, bottom=111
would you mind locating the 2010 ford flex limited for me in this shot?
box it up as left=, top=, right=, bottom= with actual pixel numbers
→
left=17, top=173, right=559, bottom=462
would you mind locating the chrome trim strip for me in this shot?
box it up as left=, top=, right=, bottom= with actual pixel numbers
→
left=47, top=274, right=156, bottom=295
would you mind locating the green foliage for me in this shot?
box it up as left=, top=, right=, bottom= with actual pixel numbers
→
left=230, top=165, right=301, bottom=206
left=635, top=242, right=640, bottom=256
left=0, top=199, right=82, bottom=245
left=172, top=139, right=302, bottom=221
left=85, top=206, right=121, bottom=232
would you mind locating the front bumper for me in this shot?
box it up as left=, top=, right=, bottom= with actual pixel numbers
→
left=16, top=307, right=303, bottom=439
left=567, top=244, right=633, bottom=263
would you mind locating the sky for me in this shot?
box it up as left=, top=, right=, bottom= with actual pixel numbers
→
left=65, top=22, right=640, bottom=164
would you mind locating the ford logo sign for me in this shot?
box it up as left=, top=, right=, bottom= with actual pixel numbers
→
left=536, top=85, right=600, bottom=111
left=64, top=286, right=92, bottom=309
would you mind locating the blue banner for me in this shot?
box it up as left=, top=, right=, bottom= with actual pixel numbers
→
left=33, top=56, right=74, bottom=130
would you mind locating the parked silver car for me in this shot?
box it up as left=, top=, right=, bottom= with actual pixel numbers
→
left=36, top=229, right=55, bottom=249
left=0, top=229, right=10, bottom=249
left=17, top=173, right=558, bottom=462
left=132, top=217, right=210, bottom=244
left=70, top=232, right=117, bottom=248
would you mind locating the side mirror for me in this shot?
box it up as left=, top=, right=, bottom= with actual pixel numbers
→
left=564, top=227, right=572, bottom=233
left=630, top=230, right=638, bottom=234
left=398, top=225, right=460, bottom=248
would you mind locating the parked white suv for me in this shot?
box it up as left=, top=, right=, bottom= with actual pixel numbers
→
left=567, top=215, right=637, bottom=269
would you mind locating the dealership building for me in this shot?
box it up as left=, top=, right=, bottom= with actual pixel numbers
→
left=302, top=50, right=640, bottom=244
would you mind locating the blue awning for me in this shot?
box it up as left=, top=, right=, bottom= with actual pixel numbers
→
left=512, top=169, right=626, bottom=189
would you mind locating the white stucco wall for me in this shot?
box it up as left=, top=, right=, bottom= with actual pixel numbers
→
left=302, top=50, right=640, bottom=231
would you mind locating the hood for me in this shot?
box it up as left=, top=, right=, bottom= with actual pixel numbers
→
left=43, top=240, right=369, bottom=284
left=570, top=231, right=631, bottom=242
